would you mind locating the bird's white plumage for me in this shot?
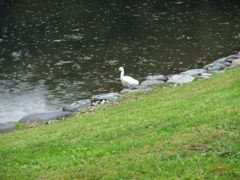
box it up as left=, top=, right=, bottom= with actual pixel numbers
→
left=119, top=67, right=139, bottom=88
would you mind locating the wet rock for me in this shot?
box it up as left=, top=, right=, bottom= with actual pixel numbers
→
left=146, top=75, right=167, bottom=81
left=203, top=57, right=229, bottom=71
left=215, top=56, right=234, bottom=66
left=91, top=93, right=120, bottom=102
left=214, top=57, right=227, bottom=64
left=229, top=58, right=240, bottom=68
left=63, top=99, right=91, bottom=112
left=0, top=123, right=16, bottom=133
left=204, top=62, right=225, bottom=71
left=141, top=79, right=165, bottom=86
left=19, top=111, right=73, bottom=123
left=181, top=69, right=206, bottom=76
left=224, top=61, right=232, bottom=66
left=225, top=55, right=239, bottom=63
left=167, top=74, right=195, bottom=85
left=91, top=101, right=101, bottom=107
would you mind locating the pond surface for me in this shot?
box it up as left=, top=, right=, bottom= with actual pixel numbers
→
left=0, top=0, right=240, bottom=122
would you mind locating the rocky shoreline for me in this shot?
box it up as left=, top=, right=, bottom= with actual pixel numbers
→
left=1, top=52, right=240, bottom=133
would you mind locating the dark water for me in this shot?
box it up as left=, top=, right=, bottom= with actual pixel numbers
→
left=0, top=0, right=240, bottom=122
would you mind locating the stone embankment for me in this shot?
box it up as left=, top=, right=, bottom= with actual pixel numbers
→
left=1, top=52, right=240, bottom=132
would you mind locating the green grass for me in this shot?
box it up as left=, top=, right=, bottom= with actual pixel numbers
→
left=0, top=68, right=240, bottom=179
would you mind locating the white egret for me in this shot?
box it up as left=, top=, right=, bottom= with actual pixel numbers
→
left=119, top=67, right=139, bottom=88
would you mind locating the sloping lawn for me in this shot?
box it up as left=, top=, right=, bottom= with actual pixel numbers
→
left=0, top=68, right=240, bottom=179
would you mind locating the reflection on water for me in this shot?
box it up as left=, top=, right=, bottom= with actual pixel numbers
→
left=0, top=85, right=57, bottom=122
left=0, top=0, right=240, bottom=122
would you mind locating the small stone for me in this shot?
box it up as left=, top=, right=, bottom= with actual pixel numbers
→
left=100, top=100, right=105, bottom=105
left=181, top=69, right=206, bottom=76
left=167, top=74, right=195, bottom=85
left=224, top=61, right=232, bottom=66
left=46, top=120, right=59, bottom=125
left=229, top=58, right=240, bottom=68
left=63, top=99, right=91, bottom=112
left=91, top=93, right=120, bottom=102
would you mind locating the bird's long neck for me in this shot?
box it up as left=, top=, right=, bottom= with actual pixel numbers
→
left=120, top=70, right=124, bottom=78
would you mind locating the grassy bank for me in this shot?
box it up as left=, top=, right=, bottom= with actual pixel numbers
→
left=0, top=68, right=240, bottom=179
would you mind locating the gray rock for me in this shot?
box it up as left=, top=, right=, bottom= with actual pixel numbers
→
left=203, top=57, right=230, bottom=71
left=146, top=75, right=167, bottom=81
left=19, top=111, right=73, bottom=123
left=63, top=99, right=91, bottom=112
left=181, top=69, right=206, bottom=76
left=167, top=74, right=195, bottom=85
left=91, top=93, right=120, bottom=102
left=225, top=57, right=236, bottom=63
left=204, top=62, right=225, bottom=71
left=120, top=87, right=152, bottom=94
left=224, top=61, right=232, bottom=66
left=214, top=57, right=227, bottom=64
left=136, top=85, right=151, bottom=89
left=214, top=57, right=231, bottom=66
left=225, top=54, right=240, bottom=63
left=141, top=79, right=165, bottom=86
left=0, top=123, right=16, bottom=133
left=229, top=58, right=240, bottom=68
